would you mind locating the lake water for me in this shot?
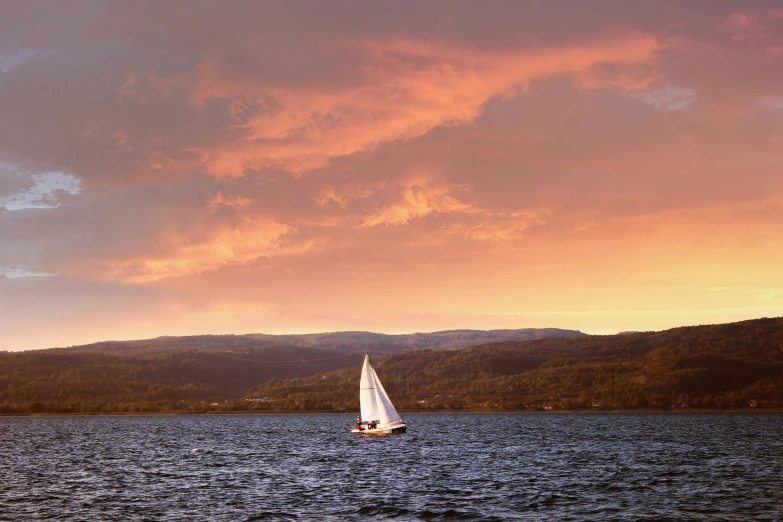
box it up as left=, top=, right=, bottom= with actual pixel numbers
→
left=1, top=413, right=782, bottom=521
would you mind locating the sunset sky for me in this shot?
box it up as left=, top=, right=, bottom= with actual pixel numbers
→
left=2, top=1, right=783, bottom=350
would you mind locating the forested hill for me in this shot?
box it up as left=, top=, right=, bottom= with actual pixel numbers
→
left=0, top=345, right=362, bottom=413
left=51, top=327, right=586, bottom=356
left=2, top=318, right=783, bottom=414
left=0, top=327, right=584, bottom=414
left=249, top=317, right=783, bottom=412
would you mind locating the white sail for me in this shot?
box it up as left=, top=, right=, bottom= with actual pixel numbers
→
left=371, top=367, right=403, bottom=427
left=359, top=353, right=379, bottom=422
left=353, top=353, right=406, bottom=434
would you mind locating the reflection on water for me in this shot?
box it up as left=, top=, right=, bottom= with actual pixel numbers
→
left=2, top=412, right=782, bottom=520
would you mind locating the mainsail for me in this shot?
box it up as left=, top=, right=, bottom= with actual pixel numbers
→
left=359, top=353, right=403, bottom=427
left=359, top=353, right=379, bottom=422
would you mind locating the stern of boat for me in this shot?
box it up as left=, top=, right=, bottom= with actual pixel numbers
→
left=351, top=422, right=406, bottom=435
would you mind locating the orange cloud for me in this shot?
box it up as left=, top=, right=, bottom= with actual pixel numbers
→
left=207, top=192, right=252, bottom=212
left=573, top=62, right=659, bottom=92
left=11, top=4, right=783, bottom=351
left=359, top=176, right=480, bottom=228
left=122, top=32, right=660, bottom=178
left=86, top=217, right=296, bottom=283
left=314, top=186, right=348, bottom=209
left=443, top=211, right=550, bottom=243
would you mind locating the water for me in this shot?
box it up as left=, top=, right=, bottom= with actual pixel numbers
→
left=1, top=413, right=782, bottom=521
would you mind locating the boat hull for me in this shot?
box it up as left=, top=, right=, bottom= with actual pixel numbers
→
left=351, top=424, right=407, bottom=435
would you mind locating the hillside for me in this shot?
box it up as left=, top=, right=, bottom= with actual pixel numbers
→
left=0, top=327, right=584, bottom=414
left=248, top=317, right=783, bottom=412
left=0, top=345, right=363, bottom=413
left=52, top=328, right=586, bottom=356
left=3, top=318, right=782, bottom=414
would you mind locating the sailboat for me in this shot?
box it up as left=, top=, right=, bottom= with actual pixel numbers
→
left=351, top=352, right=407, bottom=435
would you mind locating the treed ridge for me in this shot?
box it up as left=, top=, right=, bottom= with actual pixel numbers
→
left=1, top=317, right=782, bottom=414
left=250, top=317, right=783, bottom=412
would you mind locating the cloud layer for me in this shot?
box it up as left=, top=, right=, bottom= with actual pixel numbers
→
left=2, top=1, right=783, bottom=349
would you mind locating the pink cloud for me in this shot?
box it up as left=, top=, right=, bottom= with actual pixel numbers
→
left=359, top=175, right=480, bottom=228
left=83, top=216, right=296, bottom=283
left=207, top=192, right=252, bottom=212
left=314, top=187, right=349, bottom=209
left=5, top=4, right=783, bottom=349
left=120, top=32, right=660, bottom=178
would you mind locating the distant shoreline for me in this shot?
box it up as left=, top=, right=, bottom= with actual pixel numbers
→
left=2, top=408, right=782, bottom=417
left=5, top=317, right=783, bottom=418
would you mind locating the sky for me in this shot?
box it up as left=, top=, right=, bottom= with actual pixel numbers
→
left=2, top=1, right=783, bottom=350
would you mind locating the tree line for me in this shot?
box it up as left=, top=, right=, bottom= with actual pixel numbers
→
left=2, top=317, right=783, bottom=414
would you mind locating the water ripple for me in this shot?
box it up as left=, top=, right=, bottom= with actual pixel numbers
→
left=1, top=413, right=783, bottom=520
